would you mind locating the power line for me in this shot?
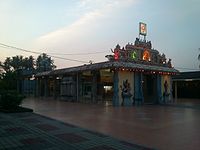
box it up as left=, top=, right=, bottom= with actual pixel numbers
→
left=0, top=43, right=42, bottom=55
left=0, top=42, right=199, bottom=71
left=0, top=43, right=108, bottom=56
left=0, top=43, right=89, bottom=63
left=48, top=51, right=108, bottom=55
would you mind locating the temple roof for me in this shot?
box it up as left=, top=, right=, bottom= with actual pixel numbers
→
left=35, top=61, right=178, bottom=77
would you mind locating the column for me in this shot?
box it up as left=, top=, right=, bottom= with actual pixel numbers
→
left=78, top=73, right=82, bottom=102
left=35, top=78, right=39, bottom=97
left=169, top=76, right=173, bottom=102
left=76, top=73, right=79, bottom=102
left=175, top=81, right=178, bottom=103
left=156, top=74, right=162, bottom=104
left=134, top=72, right=143, bottom=105
left=37, top=78, right=42, bottom=97
left=92, top=71, right=97, bottom=103
left=53, top=77, right=57, bottom=99
left=113, top=70, right=120, bottom=106
left=44, top=77, right=49, bottom=97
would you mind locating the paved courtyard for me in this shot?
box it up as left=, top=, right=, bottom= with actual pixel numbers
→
left=21, top=97, right=200, bottom=150
left=0, top=112, right=152, bottom=150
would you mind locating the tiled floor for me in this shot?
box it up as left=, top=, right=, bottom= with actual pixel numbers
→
left=22, top=97, right=200, bottom=150
left=0, top=112, right=153, bottom=150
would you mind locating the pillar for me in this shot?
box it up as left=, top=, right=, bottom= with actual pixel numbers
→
left=169, top=76, right=173, bottom=102
left=175, top=81, right=178, bottom=103
left=53, top=77, right=57, bottom=99
left=92, top=71, right=97, bottom=103
left=76, top=73, right=79, bottom=102
left=156, top=74, right=162, bottom=104
left=35, top=78, right=38, bottom=97
left=78, top=73, right=82, bottom=102
left=134, top=72, right=143, bottom=105
left=113, top=70, right=120, bottom=106
left=35, top=78, right=42, bottom=97
left=44, top=77, right=49, bottom=97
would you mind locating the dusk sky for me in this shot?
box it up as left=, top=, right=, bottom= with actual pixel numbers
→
left=0, top=0, right=200, bottom=71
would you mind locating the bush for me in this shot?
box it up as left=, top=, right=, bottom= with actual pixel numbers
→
left=0, top=90, right=25, bottom=109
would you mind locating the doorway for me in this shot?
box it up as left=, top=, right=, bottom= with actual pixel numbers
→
left=142, top=74, right=157, bottom=104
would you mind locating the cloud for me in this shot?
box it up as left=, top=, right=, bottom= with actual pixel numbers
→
left=33, top=0, right=137, bottom=68
left=35, top=0, right=136, bottom=50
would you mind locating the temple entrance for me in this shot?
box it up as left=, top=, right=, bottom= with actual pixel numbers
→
left=142, top=74, right=157, bottom=104
left=80, top=69, right=113, bottom=105
left=98, top=69, right=113, bottom=105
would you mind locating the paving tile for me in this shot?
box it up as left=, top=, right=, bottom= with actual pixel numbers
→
left=21, top=118, right=41, bottom=124
left=10, top=113, right=31, bottom=118
left=86, top=145, right=117, bottom=150
left=55, top=133, right=88, bottom=143
left=20, top=137, right=47, bottom=145
left=4, top=127, right=30, bottom=135
left=0, top=120, right=12, bottom=126
left=83, top=130, right=108, bottom=138
left=20, top=137, right=54, bottom=150
left=0, top=110, right=155, bottom=150
left=35, top=124, right=59, bottom=131
left=120, top=141, right=154, bottom=150
left=62, top=122, right=77, bottom=128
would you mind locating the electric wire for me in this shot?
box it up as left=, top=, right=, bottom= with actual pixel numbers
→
left=47, top=51, right=108, bottom=55
left=0, top=43, right=89, bottom=63
left=0, top=42, right=199, bottom=71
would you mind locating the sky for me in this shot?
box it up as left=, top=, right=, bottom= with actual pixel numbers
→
left=0, top=0, right=200, bottom=71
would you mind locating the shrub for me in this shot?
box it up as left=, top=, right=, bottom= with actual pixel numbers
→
left=0, top=90, right=25, bottom=109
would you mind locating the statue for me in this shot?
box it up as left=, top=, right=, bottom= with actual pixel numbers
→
left=105, top=55, right=113, bottom=61
left=161, top=53, right=166, bottom=64
left=147, top=41, right=152, bottom=49
left=115, top=44, right=120, bottom=49
left=135, top=38, right=140, bottom=46
left=163, top=80, right=169, bottom=103
left=167, top=59, right=172, bottom=67
left=120, top=79, right=132, bottom=106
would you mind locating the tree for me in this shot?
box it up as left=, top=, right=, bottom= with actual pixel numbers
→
left=23, top=56, right=35, bottom=70
left=0, top=57, right=19, bottom=90
left=3, top=57, right=12, bottom=72
left=0, top=61, right=4, bottom=79
left=0, top=55, right=36, bottom=91
left=2, top=56, right=23, bottom=72
left=0, top=53, right=56, bottom=91
left=11, top=55, right=23, bottom=70
left=36, top=53, right=56, bottom=72
left=1, top=55, right=35, bottom=72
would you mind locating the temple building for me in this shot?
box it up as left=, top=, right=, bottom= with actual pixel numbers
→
left=35, top=23, right=178, bottom=106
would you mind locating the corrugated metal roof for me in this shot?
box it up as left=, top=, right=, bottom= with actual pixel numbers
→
left=35, top=61, right=178, bottom=77
left=172, top=71, right=200, bottom=81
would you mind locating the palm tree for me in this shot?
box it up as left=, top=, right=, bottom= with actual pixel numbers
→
left=36, top=53, right=56, bottom=72
left=3, top=57, right=12, bottom=72
left=27, top=56, right=35, bottom=70
left=0, top=55, right=36, bottom=92
left=23, top=56, right=35, bottom=70
left=0, top=61, right=3, bottom=79
left=11, top=55, right=24, bottom=70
